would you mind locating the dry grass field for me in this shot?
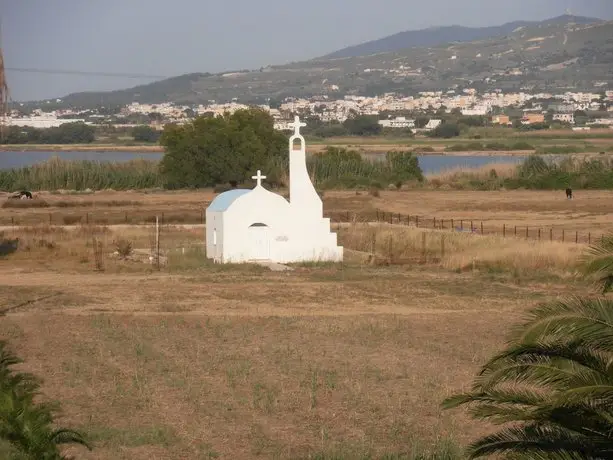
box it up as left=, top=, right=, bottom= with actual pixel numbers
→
left=2, top=188, right=613, bottom=236
left=0, top=188, right=611, bottom=459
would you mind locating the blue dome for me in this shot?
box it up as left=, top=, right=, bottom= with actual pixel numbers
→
left=207, top=189, right=252, bottom=212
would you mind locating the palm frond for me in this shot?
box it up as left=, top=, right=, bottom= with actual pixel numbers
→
left=49, top=428, right=91, bottom=450
left=507, top=297, right=613, bottom=351
left=466, top=424, right=612, bottom=459
left=581, top=234, right=613, bottom=294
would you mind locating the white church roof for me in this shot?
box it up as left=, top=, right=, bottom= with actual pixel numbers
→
left=207, top=189, right=251, bottom=212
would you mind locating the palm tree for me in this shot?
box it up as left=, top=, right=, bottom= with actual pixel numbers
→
left=442, top=296, right=613, bottom=459
left=0, top=341, right=91, bottom=459
left=582, top=235, right=613, bottom=295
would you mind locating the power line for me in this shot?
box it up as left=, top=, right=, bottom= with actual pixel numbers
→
left=5, top=67, right=167, bottom=79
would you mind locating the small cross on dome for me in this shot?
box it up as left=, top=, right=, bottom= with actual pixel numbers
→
left=288, top=115, right=307, bottom=136
left=251, top=170, right=267, bottom=187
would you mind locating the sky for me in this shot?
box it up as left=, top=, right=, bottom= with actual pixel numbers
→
left=2, top=0, right=613, bottom=102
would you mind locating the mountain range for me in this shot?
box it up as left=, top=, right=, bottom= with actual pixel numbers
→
left=320, top=15, right=602, bottom=59
left=44, top=15, right=613, bottom=109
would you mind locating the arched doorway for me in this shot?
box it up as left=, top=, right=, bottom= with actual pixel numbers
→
left=248, top=223, right=270, bottom=260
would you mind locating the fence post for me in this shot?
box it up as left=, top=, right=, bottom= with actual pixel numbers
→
left=441, top=219, right=444, bottom=230
left=503, top=224, right=506, bottom=237
left=346, top=211, right=350, bottom=222
left=525, top=226, right=529, bottom=239
left=550, top=228, right=553, bottom=241
left=433, top=217, right=436, bottom=228
left=389, top=213, right=393, bottom=224
left=416, top=216, right=419, bottom=228
left=407, top=215, right=410, bottom=226
left=480, top=222, right=484, bottom=234
left=514, top=226, right=517, bottom=237
left=376, top=210, right=379, bottom=221
left=562, top=230, right=565, bottom=242
left=371, top=230, right=377, bottom=255
left=451, top=219, right=454, bottom=230
left=588, top=233, right=591, bottom=245
left=470, top=221, right=474, bottom=232
left=397, top=213, right=401, bottom=224
left=538, top=228, right=541, bottom=240
left=441, top=234, right=445, bottom=258
left=155, top=216, right=161, bottom=270
left=575, top=231, right=578, bottom=244
left=460, top=220, right=463, bottom=230
left=421, top=231, right=427, bottom=263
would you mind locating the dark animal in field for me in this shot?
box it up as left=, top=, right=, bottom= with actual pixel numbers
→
left=9, top=191, right=32, bottom=200
left=565, top=188, right=573, bottom=199
left=0, top=238, right=19, bottom=257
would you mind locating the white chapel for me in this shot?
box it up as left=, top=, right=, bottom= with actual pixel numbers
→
left=205, top=116, right=343, bottom=263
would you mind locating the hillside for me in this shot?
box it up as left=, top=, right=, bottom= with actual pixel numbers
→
left=56, top=18, right=613, bottom=109
left=320, top=15, right=601, bottom=59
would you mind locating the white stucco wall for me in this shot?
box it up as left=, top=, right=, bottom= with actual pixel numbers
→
left=205, top=211, right=224, bottom=262
left=206, top=187, right=342, bottom=264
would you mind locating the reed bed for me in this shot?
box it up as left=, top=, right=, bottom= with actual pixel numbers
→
left=0, top=157, right=164, bottom=191
left=426, top=163, right=518, bottom=183
left=338, top=223, right=583, bottom=274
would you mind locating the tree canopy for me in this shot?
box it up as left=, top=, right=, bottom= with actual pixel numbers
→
left=1, top=123, right=95, bottom=145
left=159, top=108, right=287, bottom=189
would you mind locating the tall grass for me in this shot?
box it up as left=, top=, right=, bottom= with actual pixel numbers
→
left=427, top=155, right=613, bottom=190
left=0, top=157, right=164, bottom=191
left=267, top=147, right=424, bottom=189
left=339, top=223, right=582, bottom=275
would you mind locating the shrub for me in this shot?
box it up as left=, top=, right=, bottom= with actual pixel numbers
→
left=114, top=239, right=133, bottom=258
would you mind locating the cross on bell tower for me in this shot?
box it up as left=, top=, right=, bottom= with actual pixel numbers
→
left=251, top=170, right=266, bottom=187
left=288, top=115, right=306, bottom=137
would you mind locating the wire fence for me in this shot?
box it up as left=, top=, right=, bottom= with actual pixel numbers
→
left=325, top=210, right=608, bottom=245
left=0, top=207, right=609, bottom=246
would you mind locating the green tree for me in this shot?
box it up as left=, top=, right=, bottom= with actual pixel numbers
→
left=443, top=297, right=613, bottom=459
left=132, top=125, right=161, bottom=143
left=0, top=341, right=91, bottom=459
left=385, top=151, right=423, bottom=183
left=430, top=123, right=461, bottom=139
left=343, top=115, right=382, bottom=136
left=159, top=108, right=287, bottom=189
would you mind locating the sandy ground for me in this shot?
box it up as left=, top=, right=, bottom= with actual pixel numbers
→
left=0, top=189, right=610, bottom=458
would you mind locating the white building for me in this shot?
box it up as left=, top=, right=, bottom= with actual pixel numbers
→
left=205, top=116, right=343, bottom=264
left=424, top=119, right=442, bottom=131
left=553, top=113, right=575, bottom=124
left=7, top=116, right=86, bottom=128
left=378, top=116, right=415, bottom=129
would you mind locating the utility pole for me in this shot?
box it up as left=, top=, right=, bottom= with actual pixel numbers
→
left=0, top=17, right=9, bottom=142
